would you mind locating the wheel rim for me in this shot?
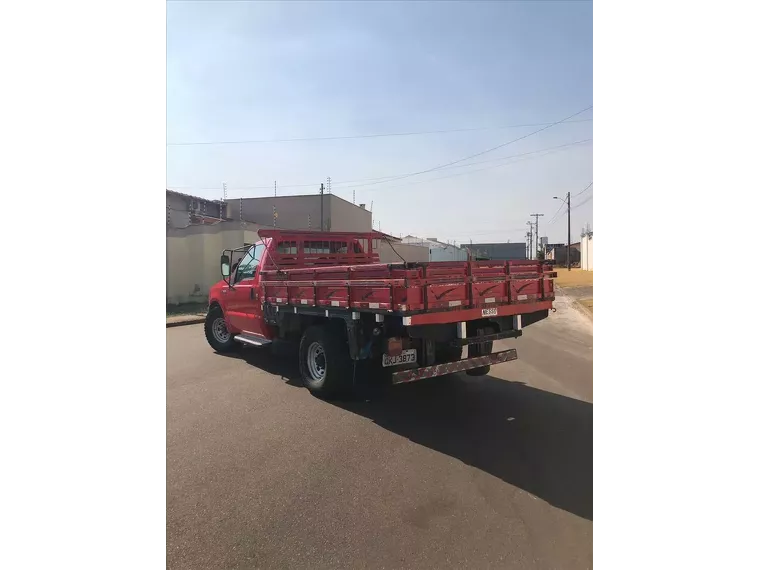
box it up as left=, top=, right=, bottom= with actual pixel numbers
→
left=212, top=317, right=230, bottom=343
left=306, top=342, right=327, bottom=381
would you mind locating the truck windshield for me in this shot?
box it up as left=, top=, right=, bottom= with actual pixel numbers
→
left=235, top=241, right=264, bottom=282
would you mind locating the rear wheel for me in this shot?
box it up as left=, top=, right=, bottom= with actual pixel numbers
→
left=466, top=331, right=494, bottom=377
left=299, top=324, right=353, bottom=398
left=204, top=305, right=236, bottom=353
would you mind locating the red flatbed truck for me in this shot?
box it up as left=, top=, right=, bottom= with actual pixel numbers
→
left=205, top=230, right=555, bottom=398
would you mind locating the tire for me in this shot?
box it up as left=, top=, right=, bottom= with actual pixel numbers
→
left=204, top=305, right=236, bottom=353
left=299, top=324, right=353, bottom=398
left=466, top=337, right=494, bottom=377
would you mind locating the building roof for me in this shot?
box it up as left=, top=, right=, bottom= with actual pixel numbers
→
left=403, top=235, right=465, bottom=249
left=376, top=231, right=402, bottom=242
left=236, top=192, right=368, bottom=210
left=166, top=189, right=225, bottom=204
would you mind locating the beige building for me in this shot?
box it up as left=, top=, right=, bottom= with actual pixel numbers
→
left=228, top=193, right=372, bottom=232
left=167, top=221, right=265, bottom=304
left=166, top=192, right=429, bottom=304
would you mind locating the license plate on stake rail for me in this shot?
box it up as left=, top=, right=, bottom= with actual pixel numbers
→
left=382, top=349, right=417, bottom=367
left=482, top=307, right=498, bottom=317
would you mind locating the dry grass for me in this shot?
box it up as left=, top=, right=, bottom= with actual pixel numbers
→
left=553, top=268, right=593, bottom=288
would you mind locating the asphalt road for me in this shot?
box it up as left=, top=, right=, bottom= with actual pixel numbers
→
left=167, top=294, right=593, bottom=570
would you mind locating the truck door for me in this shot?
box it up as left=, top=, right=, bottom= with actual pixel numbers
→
left=225, top=243, right=266, bottom=335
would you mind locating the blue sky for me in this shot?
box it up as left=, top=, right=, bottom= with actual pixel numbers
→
left=167, top=1, right=592, bottom=244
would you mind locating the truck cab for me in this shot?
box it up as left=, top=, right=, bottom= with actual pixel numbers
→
left=206, top=240, right=271, bottom=345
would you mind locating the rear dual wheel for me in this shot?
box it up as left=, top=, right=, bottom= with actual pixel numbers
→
left=299, top=325, right=353, bottom=398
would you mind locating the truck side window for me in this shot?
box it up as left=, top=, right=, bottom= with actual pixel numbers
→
left=235, top=243, right=263, bottom=282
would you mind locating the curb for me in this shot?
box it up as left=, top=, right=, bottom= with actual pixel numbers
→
left=556, top=287, right=593, bottom=322
left=166, top=317, right=205, bottom=328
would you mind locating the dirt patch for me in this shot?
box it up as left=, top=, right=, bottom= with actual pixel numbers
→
left=554, top=269, right=592, bottom=318
left=554, top=268, right=593, bottom=288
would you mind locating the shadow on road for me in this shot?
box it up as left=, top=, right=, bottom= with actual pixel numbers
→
left=214, top=342, right=304, bottom=387
left=216, top=345, right=592, bottom=521
left=340, top=377, right=592, bottom=521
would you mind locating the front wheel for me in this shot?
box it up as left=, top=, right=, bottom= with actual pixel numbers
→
left=204, top=306, right=236, bottom=352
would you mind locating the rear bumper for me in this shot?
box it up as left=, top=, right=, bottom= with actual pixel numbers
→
left=391, top=348, right=518, bottom=384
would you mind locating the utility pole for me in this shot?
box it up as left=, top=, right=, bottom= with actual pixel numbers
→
left=526, top=221, right=535, bottom=259
left=566, top=191, right=571, bottom=271
left=274, top=180, right=277, bottom=197
left=530, top=213, right=544, bottom=258
left=221, top=181, right=227, bottom=219
left=320, top=183, right=324, bottom=231
left=553, top=190, right=572, bottom=270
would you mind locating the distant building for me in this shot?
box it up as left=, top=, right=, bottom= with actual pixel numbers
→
left=166, top=190, right=227, bottom=228
left=468, top=242, right=527, bottom=261
left=233, top=193, right=372, bottom=232
left=546, top=242, right=581, bottom=265
left=402, top=236, right=469, bottom=262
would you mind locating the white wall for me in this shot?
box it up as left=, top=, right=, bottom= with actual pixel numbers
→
left=378, top=242, right=429, bottom=263
left=430, top=246, right=468, bottom=262
left=581, top=234, right=594, bottom=270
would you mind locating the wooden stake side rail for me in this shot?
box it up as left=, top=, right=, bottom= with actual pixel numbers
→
left=260, top=261, right=555, bottom=315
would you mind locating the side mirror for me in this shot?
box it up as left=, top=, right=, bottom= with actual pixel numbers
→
left=221, top=254, right=231, bottom=277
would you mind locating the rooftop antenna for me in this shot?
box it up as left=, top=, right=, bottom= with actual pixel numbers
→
left=222, top=181, right=227, bottom=202
left=353, top=189, right=355, bottom=204
left=327, top=176, right=332, bottom=195
left=274, top=180, right=277, bottom=197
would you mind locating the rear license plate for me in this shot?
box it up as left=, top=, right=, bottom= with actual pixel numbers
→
left=382, top=349, right=417, bottom=367
left=482, top=308, right=498, bottom=317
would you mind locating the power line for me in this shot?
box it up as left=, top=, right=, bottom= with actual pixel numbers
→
left=166, top=138, right=592, bottom=193
left=166, top=118, right=593, bottom=146
left=573, top=193, right=594, bottom=209
left=357, top=139, right=592, bottom=193
left=575, top=180, right=595, bottom=199
left=547, top=181, right=592, bottom=225
left=343, top=105, right=593, bottom=189
left=547, top=199, right=567, bottom=225
left=442, top=227, right=529, bottom=238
